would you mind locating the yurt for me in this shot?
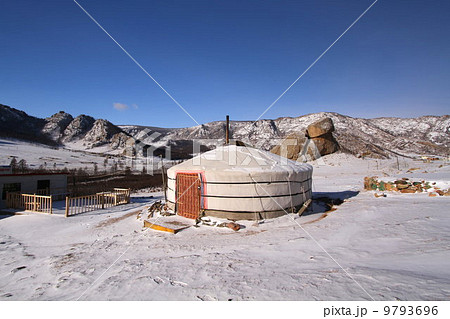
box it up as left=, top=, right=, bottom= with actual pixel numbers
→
left=166, top=145, right=313, bottom=220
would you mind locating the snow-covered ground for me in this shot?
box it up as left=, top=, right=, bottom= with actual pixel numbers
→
left=0, top=138, right=172, bottom=172
left=0, top=138, right=111, bottom=170
left=0, top=154, right=449, bottom=300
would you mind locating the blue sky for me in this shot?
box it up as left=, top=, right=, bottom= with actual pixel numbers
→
left=1, top=0, right=449, bottom=128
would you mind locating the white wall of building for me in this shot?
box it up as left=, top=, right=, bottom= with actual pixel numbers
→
left=0, top=174, right=68, bottom=208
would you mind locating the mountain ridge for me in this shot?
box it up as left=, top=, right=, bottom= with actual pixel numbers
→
left=0, top=104, right=130, bottom=151
left=1, top=103, right=449, bottom=159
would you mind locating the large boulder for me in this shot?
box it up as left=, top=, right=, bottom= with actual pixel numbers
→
left=271, top=117, right=339, bottom=161
left=271, top=133, right=306, bottom=160
left=306, top=117, right=335, bottom=138
left=311, top=132, right=339, bottom=155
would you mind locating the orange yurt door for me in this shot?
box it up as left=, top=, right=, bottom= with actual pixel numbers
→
left=176, top=173, right=201, bottom=219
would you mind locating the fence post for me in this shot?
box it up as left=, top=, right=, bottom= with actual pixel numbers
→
left=65, top=196, right=69, bottom=217
left=101, top=194, right=105, bottom=209
left=33, top=194, right=37, bottom=212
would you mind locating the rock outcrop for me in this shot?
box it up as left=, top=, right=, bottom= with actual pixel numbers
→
left=83, top=119, right=122, bottom=148
left=62, top=115, right=96, bottom=143
left=271, top=117, right=339, bottom=161
left=111, top=132, right=132, bottom=150
left=306, top=118, right=339, bottom=156
left=270, top=133, right=306, bottom=161
left=306, top=117, right=335, bottom=138
left=43, top=111, right=74, bottom=141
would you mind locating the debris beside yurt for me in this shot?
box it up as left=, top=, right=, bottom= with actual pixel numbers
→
left=143, top=217, right=192, bottom=234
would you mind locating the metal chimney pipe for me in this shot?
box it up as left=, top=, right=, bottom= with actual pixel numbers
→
left=226, top=115, right=230, bottom=145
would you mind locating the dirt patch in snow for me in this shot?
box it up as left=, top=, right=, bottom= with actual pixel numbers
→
left=96, top=209, right=141, bottom=228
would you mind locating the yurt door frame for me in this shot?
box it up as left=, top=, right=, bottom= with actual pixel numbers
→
left=175, top=172, right=202, bottom=219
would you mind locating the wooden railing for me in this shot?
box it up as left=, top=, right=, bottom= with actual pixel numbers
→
left=113, top=188, right=131, bottom=205
left=6, top=193, right=53, bottom=214
left=6, top=188, right=130, bottom=217
left=65, top=188, right=131, bottom=217
left=65, top=194, right=102, bottom=217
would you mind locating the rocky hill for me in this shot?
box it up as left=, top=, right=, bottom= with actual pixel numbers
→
left=0, top=104, right=129, bottom=151
left=0, top=104, right=57, bottom=146
left=1, top=103, right=449, bottom=159
left=42, top=111, right=74, bottom=141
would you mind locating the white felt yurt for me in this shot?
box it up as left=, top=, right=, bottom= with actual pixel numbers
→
left=166, top=145, right=313, bottom=220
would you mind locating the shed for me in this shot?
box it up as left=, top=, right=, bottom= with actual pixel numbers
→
left=166, top=145, right=313, bottom=220
left=0, top=172, right=68, bottom=209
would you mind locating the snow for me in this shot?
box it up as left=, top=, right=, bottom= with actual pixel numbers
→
left=0, top=155, right=449, bottom=300
left=0, top=138, right=173, bottom=172
left=0, top=138, right=108, bottom=169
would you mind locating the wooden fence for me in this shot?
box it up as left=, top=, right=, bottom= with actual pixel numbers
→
left=6, top=193, right=53, bottom=214
left=65, top=188, right=130, bottom=217
left=113, top=188, right=131, bottom=205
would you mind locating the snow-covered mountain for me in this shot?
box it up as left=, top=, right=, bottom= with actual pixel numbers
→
left=0, top=104, right=129, bottom=152
left=0, top=104, right=56, bottom=146
left=121, top=112, right=450, bottom=158
left=1, top=103, right=449, bottom=159
left=42, top=111, right=74, bottom=141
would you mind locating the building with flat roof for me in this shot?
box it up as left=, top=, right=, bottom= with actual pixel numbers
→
left=0, top=168, right=68, bottom=208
